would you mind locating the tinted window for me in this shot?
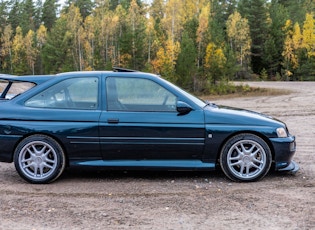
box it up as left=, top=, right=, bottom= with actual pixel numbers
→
left=25, top=77, right=98, bottom=109
left=106, top=77, right=176, bottom=112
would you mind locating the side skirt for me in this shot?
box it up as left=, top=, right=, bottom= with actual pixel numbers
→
left=70, top=159, right=216, bottom=171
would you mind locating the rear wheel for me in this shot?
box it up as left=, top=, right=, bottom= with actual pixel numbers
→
left=14, top=135, right=66, bottom=184
left=220, top=133, right=272, bottom=182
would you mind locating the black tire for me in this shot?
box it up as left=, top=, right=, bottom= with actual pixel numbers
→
left=14, top=134, right=66, bottom=184
left=220, top=133, right=272, bottom=182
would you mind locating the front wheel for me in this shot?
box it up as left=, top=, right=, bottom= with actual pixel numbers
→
left=220, top=134, right=272, bottom=182
left=14, top=135, right=66, bottom=184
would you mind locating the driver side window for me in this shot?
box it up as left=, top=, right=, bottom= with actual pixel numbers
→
left=106, top=77, right=176, bottom=112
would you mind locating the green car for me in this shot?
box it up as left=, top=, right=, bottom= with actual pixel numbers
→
left=0, top=68, right=298, bottom=183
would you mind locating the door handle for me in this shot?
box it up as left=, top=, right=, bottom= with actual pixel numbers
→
left=107, top=118, right=119, bottom=124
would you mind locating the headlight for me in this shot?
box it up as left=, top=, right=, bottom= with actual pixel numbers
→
left=276, top=127, right=288, bottom=138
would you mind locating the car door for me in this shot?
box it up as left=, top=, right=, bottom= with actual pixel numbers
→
left=99, top=76, right=205, bottom=160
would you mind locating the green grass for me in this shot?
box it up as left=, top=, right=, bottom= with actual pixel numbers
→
left=200, top=83, right=292, bottom=100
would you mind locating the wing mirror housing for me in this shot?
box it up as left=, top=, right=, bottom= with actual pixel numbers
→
left=176, top=101, right=193, bottom=115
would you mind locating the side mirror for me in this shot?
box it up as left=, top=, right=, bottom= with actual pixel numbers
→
left=176, top=101, right=193, bottom=115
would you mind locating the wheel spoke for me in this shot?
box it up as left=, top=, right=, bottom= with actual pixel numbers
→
left=45, top=158, right=55, bottom=164
left=33, top=165, right=39, bottom=177
left=26, top=147, right=36, bottom=157
left=230, top=161, right=241, bottom=167
left=21, top=157, right=32, bottom=163
left=251, top=163, right=261, bottom=169
left=39, top=165, right=45, bottom=177
left=247, top=145, right=256, bottom=154
left=253, top=158, right=263, bottom=165
left=239, top=163, right=245, bottom=174
left=245, top=164, right=250, bottom=176
left=43, top=149, right=51, bottom=157
left=229, top=155, right=241, bottom=161
left=23, top=162, right=35, bottom=169
left=240, top=143, right=246, bottom=152
left=251, top=149, right=260, bottom=157
left=45, top=162, right=54, bottom=169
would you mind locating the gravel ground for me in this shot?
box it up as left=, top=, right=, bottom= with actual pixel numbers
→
left=0, top=81, right=314, bottom=230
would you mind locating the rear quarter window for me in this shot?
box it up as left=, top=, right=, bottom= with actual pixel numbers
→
left=25, top=77, right=99, bottom=110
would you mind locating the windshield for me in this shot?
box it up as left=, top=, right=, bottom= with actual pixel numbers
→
left=159, top=78, right=207, bottom=108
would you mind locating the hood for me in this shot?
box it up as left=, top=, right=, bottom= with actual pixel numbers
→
left=204, top=104, right=285, bottom=128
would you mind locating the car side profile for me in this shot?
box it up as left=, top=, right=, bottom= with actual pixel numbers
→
left=0, top=68, right=299, bottom=183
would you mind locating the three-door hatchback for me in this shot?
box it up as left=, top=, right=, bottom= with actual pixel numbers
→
left=0, top=69, right=299, bottom=183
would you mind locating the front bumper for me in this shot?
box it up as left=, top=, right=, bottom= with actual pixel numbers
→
left=271, top=135, right=298, bottom=172
left=277, top=160, right=299, bottom=174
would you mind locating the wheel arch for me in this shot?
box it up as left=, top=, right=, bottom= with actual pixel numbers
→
left=13, top=132, right=69, bottom=166
left=217, top=130, right=275, bottom=162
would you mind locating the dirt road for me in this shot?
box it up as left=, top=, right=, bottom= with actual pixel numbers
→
left=0, top=82, right=314, bottom=230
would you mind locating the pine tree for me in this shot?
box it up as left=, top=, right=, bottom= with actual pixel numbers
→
left=8, top=0, right=22, bottom=32
left=42, top=15, right=73, bottom=73
left=42, top=0, right=58, bottom=31
left=34, top=0, right=43, bottom=30
left=176, top=31, right=197, bottom=91
left=73, top=0, right=94, bottom=19
left=20, top=0, right=36, bottom=34
left=209, top=0, right=230, bottom=47
left=128, top=0, right=146, bottom=69
left=263, top=2, right=289, bottom=77
left=276, top=0, right=313, bottom=25
left=0, top=1, right=9, bottom=30
left=238, top=0, right=269, bottom=74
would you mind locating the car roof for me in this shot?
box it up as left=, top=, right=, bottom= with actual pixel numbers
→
left=0, top=68, right=159, bottom=85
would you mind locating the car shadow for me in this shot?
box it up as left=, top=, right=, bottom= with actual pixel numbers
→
left=61, top=167, right=226, bottom=182
left=59, top=166, right=299, bottom=183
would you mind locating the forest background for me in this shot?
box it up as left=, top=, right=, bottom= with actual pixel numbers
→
left=0, top=0, right=315, bottom=94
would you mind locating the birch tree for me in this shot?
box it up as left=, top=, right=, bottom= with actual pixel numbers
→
left=226, top=11, right=251, bottom=71
left=0, top=25, right=13, bottom=73
left=24, top=30, right=38, bottom=74
left=302, top=13, right=315, bottom=58
left=12, top=26, right=27, bottom=74
left=65, top=4, right=84, bottom=70
left=196, top=3, right=210, bottom=69
left=204, top=43, right=226, bottom=85
left=36, top=24, right=47, bottom=74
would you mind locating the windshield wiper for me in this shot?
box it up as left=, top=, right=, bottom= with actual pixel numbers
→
left=204, top=100, right=218, bottom=108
